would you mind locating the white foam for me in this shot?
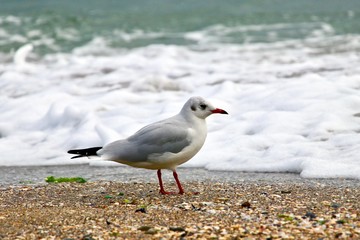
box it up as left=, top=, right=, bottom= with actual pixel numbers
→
left=13, top=43, right=34, bottom=71
left=1, top=24, right=360, bottom=180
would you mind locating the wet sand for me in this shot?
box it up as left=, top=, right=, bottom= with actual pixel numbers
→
left=1, top=165, right=360, bottom=187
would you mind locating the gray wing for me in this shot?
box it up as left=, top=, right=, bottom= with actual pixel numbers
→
left=101, top=118, right=191, bottom=162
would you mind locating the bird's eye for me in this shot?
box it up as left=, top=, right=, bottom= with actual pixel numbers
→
left=199, top=104, right=207, bottom=110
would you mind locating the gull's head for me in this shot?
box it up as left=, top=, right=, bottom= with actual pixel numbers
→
left=181, top=96, right=228, bottom=119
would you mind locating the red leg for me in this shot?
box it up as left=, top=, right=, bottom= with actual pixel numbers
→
left=173, top=171, right=184, bottom=194
left=157, top=169, right=172, bottom=195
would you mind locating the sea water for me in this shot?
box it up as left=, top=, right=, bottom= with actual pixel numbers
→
left=1, top=0, right=360, bottom=179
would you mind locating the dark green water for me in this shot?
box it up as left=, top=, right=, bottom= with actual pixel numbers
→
left=1, top=0, right=360, bottom=54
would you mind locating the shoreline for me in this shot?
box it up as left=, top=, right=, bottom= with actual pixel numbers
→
left=1, top=165, right=360, bottom=188
left=1, top=180, right=359, bottom=239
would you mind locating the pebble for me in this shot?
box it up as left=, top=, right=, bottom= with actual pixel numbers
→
left=0, top=181, right=359, bottom=239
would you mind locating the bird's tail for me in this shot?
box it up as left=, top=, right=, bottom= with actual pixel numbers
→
left=67, top=147, right=102, bottom=159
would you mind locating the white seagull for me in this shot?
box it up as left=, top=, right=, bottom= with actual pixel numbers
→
left=68, top=96, right=228, bottom=194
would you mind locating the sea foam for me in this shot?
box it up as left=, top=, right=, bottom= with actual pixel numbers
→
left=1, top=24, right=360, bottom=179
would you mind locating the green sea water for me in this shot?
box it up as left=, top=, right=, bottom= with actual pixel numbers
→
left=1, top=0, right=360, bottom=55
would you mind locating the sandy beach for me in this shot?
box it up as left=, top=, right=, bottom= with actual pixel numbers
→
left=0, top=166, right=359, bottom=239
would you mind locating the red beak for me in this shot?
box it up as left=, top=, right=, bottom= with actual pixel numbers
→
left=211, top=108, right=228, bottom=114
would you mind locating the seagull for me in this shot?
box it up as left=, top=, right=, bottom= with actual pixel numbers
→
left=68, top=96, right=228, bottom=194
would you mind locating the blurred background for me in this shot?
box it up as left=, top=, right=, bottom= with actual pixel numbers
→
left=0, top=0, right=360, bottom=179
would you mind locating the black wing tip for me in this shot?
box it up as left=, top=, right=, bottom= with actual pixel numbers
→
left=67, top=147, right=103, bottom=158
left=67, top=149, right=79, bottom=154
